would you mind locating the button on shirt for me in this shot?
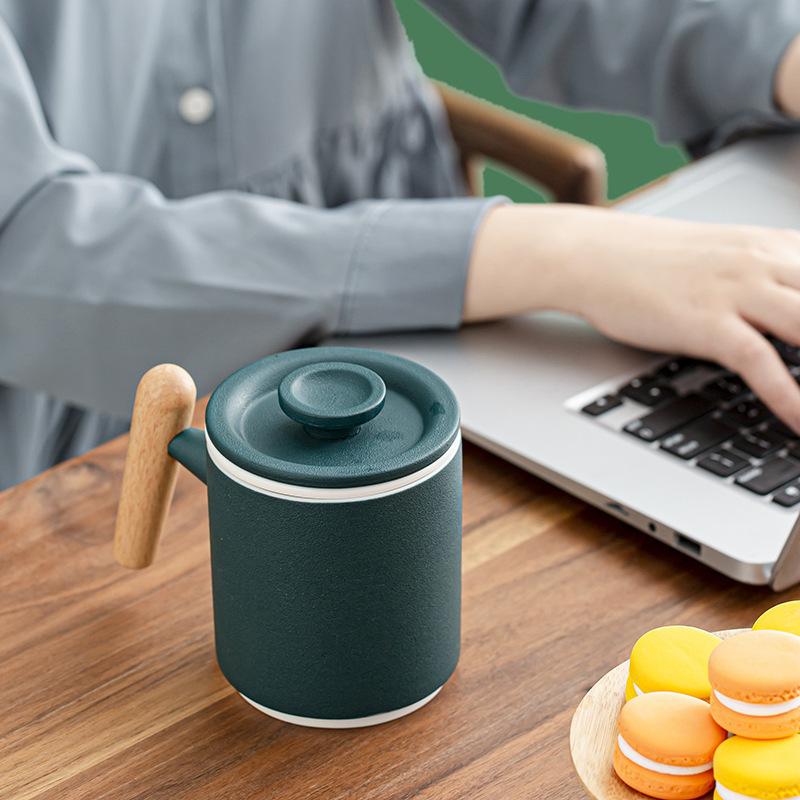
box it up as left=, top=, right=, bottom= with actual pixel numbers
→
left=0, top=0, right=797, bottom=489
left=178, top=87, right=215, bottom=125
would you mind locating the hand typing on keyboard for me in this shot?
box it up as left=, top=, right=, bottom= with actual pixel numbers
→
left=559, top=212, right=800, bottom=433
left=468, top=206, right=800, bottom=434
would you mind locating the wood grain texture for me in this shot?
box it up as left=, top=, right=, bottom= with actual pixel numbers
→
left=113, top=364, right=196, bottom=569
left=1, top=401, right=798, bottom=800
left=435, top=83, right=607, bottom=205
left=570, top=630, right=743, bottom=800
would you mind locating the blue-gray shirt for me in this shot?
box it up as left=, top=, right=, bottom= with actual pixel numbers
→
left=0, top=0, right=797, bottom=488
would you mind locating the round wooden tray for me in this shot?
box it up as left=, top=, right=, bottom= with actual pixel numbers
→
left=569, top=629, right=745, bottom=800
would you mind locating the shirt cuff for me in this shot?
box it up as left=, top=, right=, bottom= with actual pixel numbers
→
left=337, top=196, right=507, bottom=334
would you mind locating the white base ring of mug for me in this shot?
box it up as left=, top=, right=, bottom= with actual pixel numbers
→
left=238, top=685, right=443, bottom=729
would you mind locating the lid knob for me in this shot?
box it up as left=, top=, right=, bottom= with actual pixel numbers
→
left=278, top=362, right=386, bottom=439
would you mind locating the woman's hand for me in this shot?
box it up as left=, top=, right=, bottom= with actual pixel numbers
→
left=776, top=34, right=800, bottom=118
left=465, top=204, right=800, bottom=431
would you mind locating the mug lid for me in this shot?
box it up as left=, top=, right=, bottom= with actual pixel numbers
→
left=205, top=347, right=460, bottom=488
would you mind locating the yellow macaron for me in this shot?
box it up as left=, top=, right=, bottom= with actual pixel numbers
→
left=709, top=629, right=800, bottom=739
left=714, top=734, right=800, bottom=800
left=626, top=626, right=722, bottom=701
left=754, top=601, right=800, bottom=637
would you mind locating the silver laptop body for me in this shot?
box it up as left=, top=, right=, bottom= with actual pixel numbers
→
left=343, top=135, right=800, bottom=589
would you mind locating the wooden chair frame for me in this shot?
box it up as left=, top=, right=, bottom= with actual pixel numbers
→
left=435, top=83, right=607, bottom=205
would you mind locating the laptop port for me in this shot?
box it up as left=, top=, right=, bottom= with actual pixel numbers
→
left=674, top=533, right=702, bottom=556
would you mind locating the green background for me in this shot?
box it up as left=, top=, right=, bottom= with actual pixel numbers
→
left=395, top=0, right=689, bottom=202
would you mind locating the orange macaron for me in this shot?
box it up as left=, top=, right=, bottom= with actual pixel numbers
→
left=614, top=692, right=727, bottom=799
left=709, top=629, right=800, bottom=739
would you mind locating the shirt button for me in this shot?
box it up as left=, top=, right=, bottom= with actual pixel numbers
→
left=178, top=87, right=215, bottom=124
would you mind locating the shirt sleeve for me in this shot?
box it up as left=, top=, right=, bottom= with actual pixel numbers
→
left=0, top=18, right=500, bottom=418
left=423, top=0, right=800, bottom=145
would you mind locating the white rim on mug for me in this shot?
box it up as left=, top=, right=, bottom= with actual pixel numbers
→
left=205, top=430, right=462, bottom=503
left=238, top=686, right=443, bottom=728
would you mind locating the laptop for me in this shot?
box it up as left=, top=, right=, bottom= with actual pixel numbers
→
left=343, top=134, right=800, bottom=590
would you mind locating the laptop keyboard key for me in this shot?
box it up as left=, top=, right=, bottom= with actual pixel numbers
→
left=700, top=375, right=747, bottom=403
left=620, top=377, right=677, bottom=407
left=660, top=416, right=736, bottom=460
left=722, top=400, right=771, bottom=429
left=696, top=449, right=750, bottom=478
left=772, top=481, right=800, bottom=508
left=773, top=482, right=800, bottom=508
left=654, top=358, right=695, bottom=380
left=731, top=429, right=786, bottom=459
left=624, top=394, right=714, bottom=442
left=581, top=394, right=623, bottom=417
left=735, top=457, right=800, bottom=496
left=767, top=419, right=799, bottom=440
left=774, top=340, right=800, bottom=366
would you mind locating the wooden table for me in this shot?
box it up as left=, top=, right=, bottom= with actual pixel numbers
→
left=1, top=396, right=797, bottom=800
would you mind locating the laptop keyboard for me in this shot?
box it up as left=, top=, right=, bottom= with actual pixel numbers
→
left=579, top=343, right=800, bottom=508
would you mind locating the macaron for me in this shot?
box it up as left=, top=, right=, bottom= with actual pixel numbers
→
left=714, top=734, right=800, bottom=800
left=754, top=600, right=800, bottom=637
left=626, top=626, right=722, bottom=701
left=709, top=629, right=800, bottom=739
left=614, top=691, right=727, bottom=800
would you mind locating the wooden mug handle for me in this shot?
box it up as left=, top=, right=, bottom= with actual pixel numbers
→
left=113, top=364, right=197, bottom=569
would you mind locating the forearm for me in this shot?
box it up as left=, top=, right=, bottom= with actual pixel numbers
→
left=776, top=34, right=800, bottom=118
left=464, top=204, right=581, bottom=322
left=464, top=203, right=643, bottom=323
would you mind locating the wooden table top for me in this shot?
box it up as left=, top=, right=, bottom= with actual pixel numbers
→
left=2, top=395, right=797, bottom=800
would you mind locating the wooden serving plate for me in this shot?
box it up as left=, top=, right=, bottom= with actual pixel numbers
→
left=569, top=629, right=745, bottom=800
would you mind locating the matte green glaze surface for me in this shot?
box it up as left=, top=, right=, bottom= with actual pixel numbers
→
left=167, top=428, right=207, bottom=483
left=205, top=448, right=462, bottom=719
left=206, top=347, right=459, bottom=488
left=278, top=362, right=386, bottom=439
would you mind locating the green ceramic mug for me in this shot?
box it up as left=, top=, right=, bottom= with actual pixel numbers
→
left=114, top=347, right=462, bottom=728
